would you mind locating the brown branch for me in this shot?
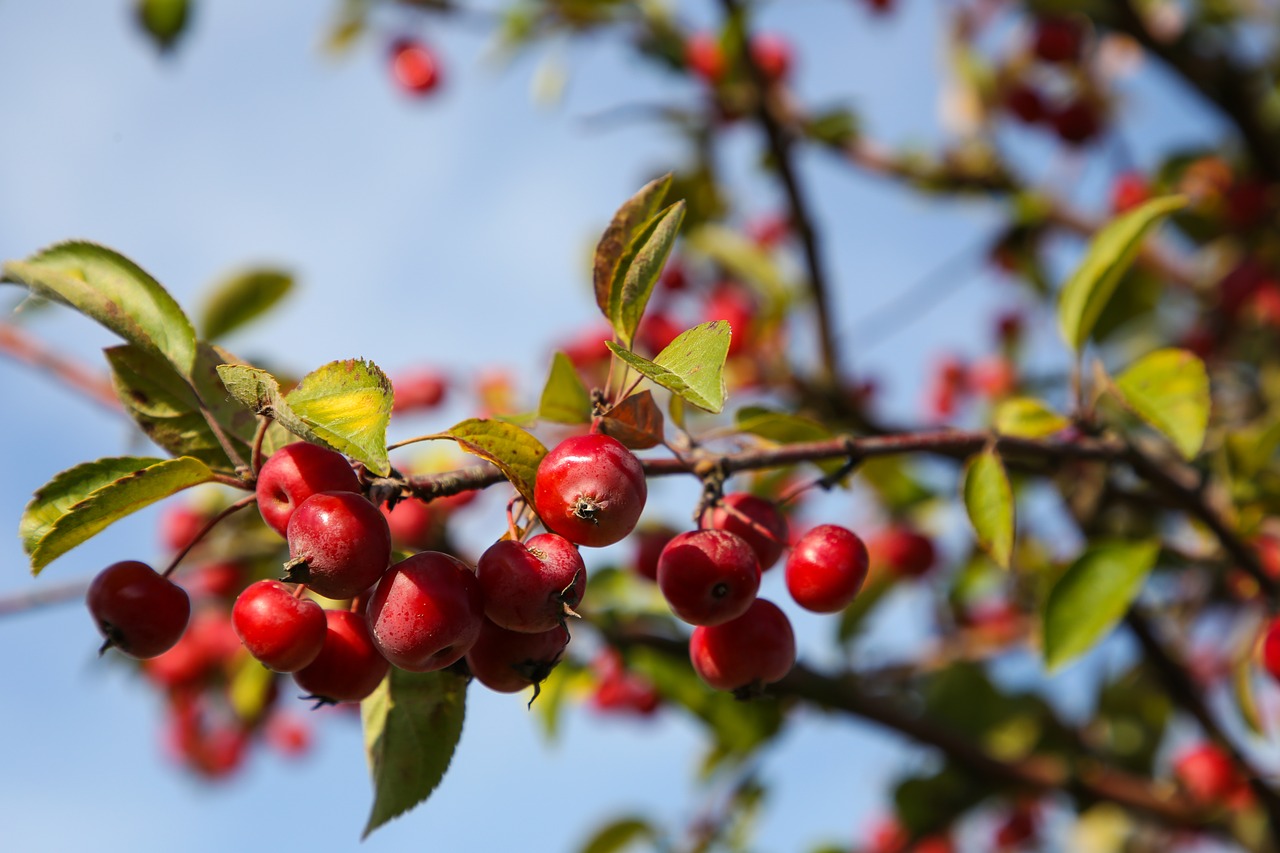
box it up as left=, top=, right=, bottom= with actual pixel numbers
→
left=0, top=321, right=121, bottom=413
left=1126, top=608, right=1280, bottom=842
left=717, top=0, right=841, bottom=387
left=606, top=627, right=1221, bottom=833
left=0, top=577, right=92, bottom=617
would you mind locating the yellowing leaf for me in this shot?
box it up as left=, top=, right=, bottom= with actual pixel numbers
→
left=446, top=418, right=548, bottom=507
left=962, top=448, right=1015, bottom=568
left=1111, top=348, right=1210, bottom=460
left=994, top=397, right=1069, bottom=439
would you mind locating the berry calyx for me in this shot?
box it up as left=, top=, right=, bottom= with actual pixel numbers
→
left=700, top=492, right=789, bottom=571
left=657, top=529, right=761, bottom=626
left=87, top=560, right=191, bottom=659
left=534, top=433, right=647, bottom=548
left=231, top=579, right=327, bottom=672
left=284, top=491, right=392, bottom=600
left=689, top=598, right=795, bottom=693
left=255, top=442, right=361, bottom=538
left=293, top=610, right=389, bottom=705
left=476, top=533, right=586, bottom=633
left=366, top=551, right=485, bottom=672
left=465, top=619, right=569, bottom=695
left=785, top=524, right=869, bottom=613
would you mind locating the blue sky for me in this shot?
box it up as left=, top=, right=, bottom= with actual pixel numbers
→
left=0, top=1, right=1229, bottom=851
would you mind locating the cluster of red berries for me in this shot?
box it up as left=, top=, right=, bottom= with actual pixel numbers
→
left=999, top=15, right=1105, bottom=146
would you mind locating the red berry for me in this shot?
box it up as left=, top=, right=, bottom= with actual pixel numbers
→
left=689, top=598, right=795, bottom=692
left=255, top=442, right=361, bottom=538
left=88, top=560, right=191, bottom=659
left=160, top=503, right=206, bottom=553
left=657, top=529, right=761, bottom=626
left=1032, top=16, right=1084, bottom=64
left=994, top=806, right=1037, bottom=848
left=868, top=525, right=937, bottom=578
left=465, top=619, right=569, bottom=694
left=476, top=533, right=586, bottom=633
left=366, top=551, right=485, bottom=672
left=748, top=33, right=792, bottom=84
left=392, top=369, right=448, bottom=413
left=186, top=560, right=246, bottom=600
left=785, top=524, right=869, bottom=613
left=293, top=610, right=389, bottom=704
left=390, top=38, right=441, bottom=96
left=704, top=283, right=756, bottom=356
left=632, top=524, right=678, bottom=582
left=232, top=579, right=327, bottom=672
left=1173, top=743, right=1243, bottom=805
left=534, top=433, right=648, bottom=548
left=285, top=491, right=392, bottom=600
left=701, top=493, right=790, bottom=571
left=1111, top=171, right=1151, bottom=214
left=265, top=712, right=313, bottom=758
left=685, top=32, right=726, bottom=82
left=1259, top=616, right=1280, bottom=682
left=1052, top=97, right=1102, bottom=146
left=144, top=608, right=239, bottom=688
left=1002, top=82, right=1045, bottom=124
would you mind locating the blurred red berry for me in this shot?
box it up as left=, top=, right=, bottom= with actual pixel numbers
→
left=390, top=38, right=441, bottom=96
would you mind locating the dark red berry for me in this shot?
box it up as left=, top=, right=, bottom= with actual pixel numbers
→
left=366, top=551, right=485, bottom=672
left=689, top=598, right=795, bottom=692
left=293, top=610, right=389, bottom=704
left=657, top=529, right=760, bottom=626
left=88, top=560, right=191, bottom=659
left=476, top=533, right=586, bottom=633
left=701, top=493, right=789, bottom=571
left=285, top=491, right=392, bottom=600
left=465, top=619, right=569, bottom=694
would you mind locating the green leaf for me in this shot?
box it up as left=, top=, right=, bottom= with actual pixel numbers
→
left=734, top=406, right=844, bottom=476
left=217, top=359, right=393, bottom=476
left=198, top=267, right=293, bottom=341
left=594, top=175, right=673, bottom=326
left=228, top=652, right=276, bottom=723
left=1057, top=195, right=1186, bottom=351
left=578, top=817, right=658, bottom=853
left=446, top=418, right=548, bottom=507
left=538, top=352, right=592, bottom=424
left=1111, top=348, right=1210, bottom=461
left=361, top=669, right=466, bottom=839
left=608, top=201, right=686, bottom=348
left=21, top=456, right=215, bottom=574
left=606, top=320, right=731, bottom=413
left=685, top=224, right=789, bottom=303
left=1042, top=540, right=1160, bottom=671
left=2, top=241, right=198, bottom=378
left=134, top=0, right=189, bottom=51
left=994, top=397, right=1069, bottom=439
left=962, top=448, right=1015, bottom=568
left=106, top=343, right=256, bottom=470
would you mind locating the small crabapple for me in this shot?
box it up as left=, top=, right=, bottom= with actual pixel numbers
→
left=700, top=493, right=789, bottom=571
left=88, top=560, right=191, bottom=659
left=285, top=491, right=392, bottom=600
left=232, top=579, right=327, bottom=673
left=476, top=533, right=586, bottom=633
left=534, top=433, right=647, bottom=548
left=255, top=442, right=361, bottom=538
left=689, top=598, right=795, bottom=692
left=868, top=525, right=937, bottom=578
left=785, top=524, right=869, bottom=613
left=657, top=529, right=761, bottom=626
left=390, top=38, right=441, bottom=96
left=366, top=551, right=485, bottom=672
left=293, top=610, right=389, bottom=704
left=465, top=619, right=569, bottom=694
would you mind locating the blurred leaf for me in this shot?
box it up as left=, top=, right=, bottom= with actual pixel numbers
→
left=106, top=343, right=256, bottom=470
left=606, top=321, right=731, bottom=413
left=21, top=456, right=215, bottom=574
left=361, top=669, right=466, bottom=839
left=597, top=391, right=664, bottom=450
left=446, top=418, right=548, bottom=508
left=135, top=0, right=189, bottom=51
left=994, top=397, right=1069, bottom=439
left=803, top=107, right=859, bottom=149
left=856, top=457, right=934, bottom=513
left=837, top=573, right=892, bottom=643
left=1094, top=665, right=1171, bottom=774
left=734, top=406, right=846, bottom=477
left=1234, top=652, right=1265, bottom=737
left=594, top=175, right=674, bottom=342
left=1089, top=267, right=1162, bottom=342
left=198, top=267, right=293, bottom=341
left=321, top=11, right=366, bottom=56
left=228, top=652, right=276, bottom=723
left=1057, top=195, right=1186, bottom=351
left=1110, top=348, right=1210, bottom=461
left=610, top=202, right=686, bottom=348
left=538, top=351, right=592, bottom=424
left=685, top=223, right=789, bottom=304
left=628, top=645, right=782, bottom=760
left=578, top=817, right=658, bottom=853
left=3, top=241, right=198, bottom=378
left=894, top=764, right=986, bottom=836
left=1042, top=540, right=1160, bottom=670
left=962, top=448, right=1014, bottom=568
left=218, top=359, right=393, bottom=475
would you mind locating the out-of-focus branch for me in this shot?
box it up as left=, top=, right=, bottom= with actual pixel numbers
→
left=0, top=321, right=121, bottom=413
left=717, top=0, right=842, bottom=387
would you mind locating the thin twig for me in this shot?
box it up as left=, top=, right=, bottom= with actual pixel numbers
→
left=0, top=321, right=121, bottom=413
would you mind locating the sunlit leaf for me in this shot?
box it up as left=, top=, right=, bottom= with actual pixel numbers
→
left=606, top=321, right=731, bottom=413
left=538, top=351, right=592, bottom=424
left=1057, top=195, right=1186, bottom=351
left=1111, top=348, right=1210, bottom=460
left=198, top=267, right=293, bottom=341
left=3, top=241, right=198, bottom=378
left=446, top=418, right=548, bottom=507
left=22, top=456, right=216, bottom=574
left=962, top=448, right=1014, bottom=568
left=994, top=397, right=1069, bottom=439
left=361, top=669, right=466, bottom=839
left=1042, top=540, right=1160, bottom=670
